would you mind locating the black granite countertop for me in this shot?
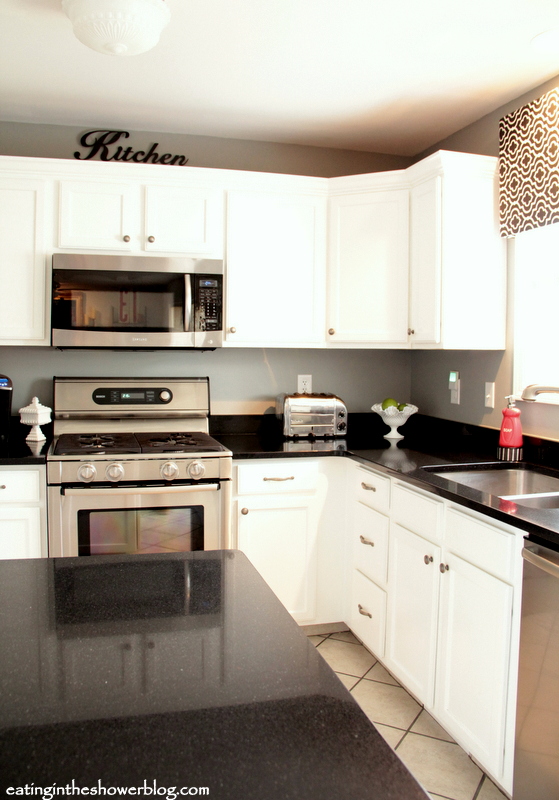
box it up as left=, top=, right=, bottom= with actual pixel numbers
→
left=0, top=418, right=52, bottom=464
left=211, top=413, right=559, bottom=550
left=0, top=551, right=428, bottom=800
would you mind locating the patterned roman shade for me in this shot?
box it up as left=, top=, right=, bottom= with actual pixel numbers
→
left=499, top=87, right=559, bottom=237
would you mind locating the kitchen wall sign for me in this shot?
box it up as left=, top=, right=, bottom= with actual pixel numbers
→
left=499, top=88, right=559, bottom=237
left=74, top=130, right=189, bottom=166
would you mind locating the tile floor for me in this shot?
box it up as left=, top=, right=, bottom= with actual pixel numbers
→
left=309, top=630, right=509, bottom=800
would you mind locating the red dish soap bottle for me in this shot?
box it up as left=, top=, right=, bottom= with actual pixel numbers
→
left=497, top=395, right=523, bottom=461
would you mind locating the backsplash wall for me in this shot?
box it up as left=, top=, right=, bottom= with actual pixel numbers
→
left=0, top=346, right=412, bottom=418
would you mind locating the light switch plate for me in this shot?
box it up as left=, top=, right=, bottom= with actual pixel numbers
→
left=485, top=382, right=495, bottom=409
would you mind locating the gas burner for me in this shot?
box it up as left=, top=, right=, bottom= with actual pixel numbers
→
left=53, top=432, right=141, bottom=456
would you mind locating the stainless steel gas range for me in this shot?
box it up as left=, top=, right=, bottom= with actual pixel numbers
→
left=47, top=377, right=232, bottom=558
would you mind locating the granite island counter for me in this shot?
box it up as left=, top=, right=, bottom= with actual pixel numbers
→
left=0, top=551, right=428, bottom=800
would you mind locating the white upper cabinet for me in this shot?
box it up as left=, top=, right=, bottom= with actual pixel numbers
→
left=0, top=175, right=49, bottom=344
left=327, top=176, right=409, bottom=346
left=143, top=184, right=223, bottom=255
left=58, top=180, right=137, bottom=251
left=58, top=177, right=224, bottom=257
left=408, top=151, right=506, bottom=350
left=225, top=187, right=326, bottom=346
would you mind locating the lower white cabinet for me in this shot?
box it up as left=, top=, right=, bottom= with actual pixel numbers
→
left=232, top=458, right=345, bottom=625
left=0, top=466, right=47, bottom=559
left=346, top=467, right=523, bottom=795
left=385, top=521, right=441, bottom=706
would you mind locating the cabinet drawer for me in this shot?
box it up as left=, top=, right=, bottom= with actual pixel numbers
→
left=355, top=466, right=390, bottom=514
left=349, top=568, right=386, bottom=658
left=445, top=506, right=516, bottom=583
left=391, top=481, right=442, bottom=542
left=0, top=470, right=41, bottom=504
left=353, top=503, right=389, bottom=587
left=235, top=460, right=318, bottom=495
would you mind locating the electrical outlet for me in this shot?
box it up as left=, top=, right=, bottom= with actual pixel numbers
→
left=485, top=382, right=495, bottom=409
left=298, top=374, right=312, bottom=394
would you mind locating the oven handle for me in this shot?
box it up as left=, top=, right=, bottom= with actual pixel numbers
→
left=61, top=483, right=219, bottom=497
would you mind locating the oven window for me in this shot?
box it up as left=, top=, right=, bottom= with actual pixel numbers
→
left=77, top=506, right=204, bottom=556
left=52, top=269, right=185, bottom=332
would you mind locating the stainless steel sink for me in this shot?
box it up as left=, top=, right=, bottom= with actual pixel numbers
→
left=502, top=493, right=559, bottom=509
left=426, top=466, right=559, bottom=497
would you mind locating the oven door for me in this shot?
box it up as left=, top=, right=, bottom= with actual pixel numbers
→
left=48, top=482, right=231, bottom=558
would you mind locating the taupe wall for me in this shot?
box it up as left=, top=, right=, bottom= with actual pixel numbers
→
left=0, top=121, right=411, bottom=178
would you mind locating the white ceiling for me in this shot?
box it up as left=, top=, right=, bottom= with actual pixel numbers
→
left=1, top=0, right=559, bottom=156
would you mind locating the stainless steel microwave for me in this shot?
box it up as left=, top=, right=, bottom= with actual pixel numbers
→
left=51, top=253, right=224, bottom=349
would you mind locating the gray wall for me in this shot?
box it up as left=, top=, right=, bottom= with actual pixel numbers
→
left=410, top=73, right=559, bottom=441
left=0, top=121, right=411, bottom=178
left=0, top=347, right=412, bottom=419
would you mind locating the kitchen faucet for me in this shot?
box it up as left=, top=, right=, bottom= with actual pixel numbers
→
left=521, top=384, right=559, bottom=401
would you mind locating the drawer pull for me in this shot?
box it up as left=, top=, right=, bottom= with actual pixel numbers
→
left=361, top=482, right=377, bottom=492
left=359, top=535, right=375, bottom=547
left=440, top=563, right=449, bottom=573
left=424, top=555, right=433, bottom=565
left=358, top=604, right=372, bottom=619
left=241, top=508, right=249, bottom=515
left=263, top=476, right=295, bottom=482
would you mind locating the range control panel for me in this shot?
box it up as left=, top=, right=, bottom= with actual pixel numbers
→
left=92, top=388, right=173, bottom=405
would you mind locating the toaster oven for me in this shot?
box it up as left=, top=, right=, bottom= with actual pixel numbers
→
left=276, top=393, right=347, bottom=438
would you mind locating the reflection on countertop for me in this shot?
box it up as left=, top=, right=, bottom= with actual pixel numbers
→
left=0, top=551, right=429, bottom=800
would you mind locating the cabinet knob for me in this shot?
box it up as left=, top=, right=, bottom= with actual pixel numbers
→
left=358, top=604, right=372, bottom=619
left=0, top=485, right=5, bottom=489
left=439, top=563, right=449, bottom=573
left=241, top=507, right=249, bottom=515
left=123, top=235, right=131, bottom=242
left=359, top=535, right=375, bottom=547
left=328, top=328, right=336, bottom=335
left=147, top=236, right=155, bottom=243
left=408, top=328, right=415, bottom=335
left=424, top=555, right=433, bottom=565
left=229, top=327, right=237, bottom=334
left=361, top=482, right=376, bottom=492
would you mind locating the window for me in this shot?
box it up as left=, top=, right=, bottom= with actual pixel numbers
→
left=513, top=222, right=559, bottom=403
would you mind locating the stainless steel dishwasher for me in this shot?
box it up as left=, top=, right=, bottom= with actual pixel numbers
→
left=514, top=541, right=559, bottom=799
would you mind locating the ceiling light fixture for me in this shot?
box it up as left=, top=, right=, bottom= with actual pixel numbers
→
left=531, top=28, right=559, bottom=54
left=62, top=0, right=171, bottom=56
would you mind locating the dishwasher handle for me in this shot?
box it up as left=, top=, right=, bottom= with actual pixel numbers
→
left=523, top=545, right=559, bottom=580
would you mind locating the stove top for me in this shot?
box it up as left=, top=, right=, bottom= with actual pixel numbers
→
left=53, top=431, right=229, bottom=457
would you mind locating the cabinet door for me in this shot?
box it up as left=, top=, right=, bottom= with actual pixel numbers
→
left=144, top=184, right=223, bottom=256
left=0, top=178, right=47, bottom=343
left=327, top=189, right=409, bottom=344
left=236, top=495, right=318, bottom=622
left=409, top=176, right=442, bottom=345
left=58, top=180, right=138, bottom=250
left=350, top=568, right=386, bottom=658
left=435, top=552, right=513, bottom=780
left=386, top=522, right=441, bottom=705
left=225, top=191, right=326, bottom=345
left=0, top=507, right=43, bottom=559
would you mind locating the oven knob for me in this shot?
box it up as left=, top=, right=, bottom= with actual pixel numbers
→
left=77, top=463, right=96, bottom=483
left=159, top=390, right=172, bottom=403
left=160, top=461, right=180, bottom=480
left=188, top=460, right=206, bottom=479
left=106, top=462, right=125, bottom=482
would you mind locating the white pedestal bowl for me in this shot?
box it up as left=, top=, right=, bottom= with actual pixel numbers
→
left=371, top=403, right=418, bottom=441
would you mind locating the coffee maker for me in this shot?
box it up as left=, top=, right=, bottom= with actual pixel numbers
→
left=0, top=375, right=13, bottom=446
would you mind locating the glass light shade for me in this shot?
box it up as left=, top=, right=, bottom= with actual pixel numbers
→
left=62, top=0, right=171, bottom=56
left=531, top=29, right=559, bottom=55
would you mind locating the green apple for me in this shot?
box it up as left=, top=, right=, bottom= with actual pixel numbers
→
left=381, top=397, right=399, bottom=410
left=397, top=403, right=408, bottom=411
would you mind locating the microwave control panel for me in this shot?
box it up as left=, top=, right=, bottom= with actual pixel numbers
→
left=194, top=275, right=223, bottom=332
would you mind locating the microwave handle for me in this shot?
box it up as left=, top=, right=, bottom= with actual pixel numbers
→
left=62, top=483, right=219, bottom=497
left=185, top=274, right=193, bottom=331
